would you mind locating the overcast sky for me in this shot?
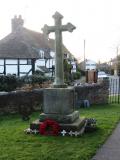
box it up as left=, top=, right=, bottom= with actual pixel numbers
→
left=0, top=0, right=120, bottom=62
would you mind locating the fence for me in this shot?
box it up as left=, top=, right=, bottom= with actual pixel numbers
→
left=109, top=76, right=120, bottom=104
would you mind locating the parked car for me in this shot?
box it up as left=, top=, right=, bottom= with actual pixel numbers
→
left=98, top=71, right=108, bottom=78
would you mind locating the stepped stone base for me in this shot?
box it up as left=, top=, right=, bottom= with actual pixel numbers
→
left=39, top=111, right=79, bottom=124
left=30, top=117, right=86, bottom=132
left=30, top=87, right=86, bottom=132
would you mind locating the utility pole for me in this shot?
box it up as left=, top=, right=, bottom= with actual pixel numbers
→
left=114, top=46, right=118, bottom=76
left=116, top=47, right=118, bottom=76
left=84, top=39, right=86, bottom=70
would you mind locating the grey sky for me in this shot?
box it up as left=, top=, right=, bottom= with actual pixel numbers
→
left=0, top=0, right=120, bottom=62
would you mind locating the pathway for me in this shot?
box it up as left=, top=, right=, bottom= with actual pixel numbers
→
left=92, top=122, right=120, bottom=160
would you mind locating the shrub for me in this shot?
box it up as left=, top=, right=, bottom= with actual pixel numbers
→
left=72, top=71, right=81, bottom=80
left=0, top=74, right=19, bottom=91
left=0, top=73, right=50, bottom=92
left=20, top=74, right=49, bottom=86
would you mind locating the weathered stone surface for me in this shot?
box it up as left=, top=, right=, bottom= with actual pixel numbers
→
left=59, top=117, right=86, bottom=132
left=30, top=117, right=86, bottom=132
left=39, top=111, right=79, bottom=123
left=43, top=87, right=75, bottom=114
left=39, top=87, right=79, bottom=124
left=0, top=89, right=43, bottom=115
left=42, top=11, right=76, bottom=88
left=75, top=80, right=109, bottom=106
left=36, top=12, right=83, bottom=131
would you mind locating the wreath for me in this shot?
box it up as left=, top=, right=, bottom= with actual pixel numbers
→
left=39, top=119, right=60, bottom=136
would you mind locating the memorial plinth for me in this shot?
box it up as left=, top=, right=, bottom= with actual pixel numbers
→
left=31, top=87, right=85, bottom=132
left=40, top=87, right=79, bottom=123
left=30, top=12, right=86, bottom=133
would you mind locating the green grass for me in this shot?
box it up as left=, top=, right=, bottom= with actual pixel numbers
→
left=109, top=95, right=120, bottom=103
left=0, top=104, right=120, bottom=160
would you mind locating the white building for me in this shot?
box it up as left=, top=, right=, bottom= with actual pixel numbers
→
left=85, top=59, right=96, bottom=70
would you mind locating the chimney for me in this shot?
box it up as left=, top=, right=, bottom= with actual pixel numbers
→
left=11, top=15, right=24, bottom=32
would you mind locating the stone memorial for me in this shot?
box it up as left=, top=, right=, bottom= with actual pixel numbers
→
left=30, top=12, right=85, bottom=132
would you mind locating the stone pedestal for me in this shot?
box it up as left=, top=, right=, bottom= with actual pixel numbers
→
left=30, top=87, right=86, bottom=132
left=39, top=87, right=79, bottom=123
left=43, top=87, right=74, bottom=114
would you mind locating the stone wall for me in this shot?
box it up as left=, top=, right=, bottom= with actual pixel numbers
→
left=0, top=89, right=43, bottom=115
left=0, top=79, right=109, bottom=115
left=75, top=79, right=109, bottom=106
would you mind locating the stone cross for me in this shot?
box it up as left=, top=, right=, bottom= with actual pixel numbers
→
left=42, top=11, right=76, bottom=88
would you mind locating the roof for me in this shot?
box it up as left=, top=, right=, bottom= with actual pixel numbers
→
left=0, top=27, right=51, bottom=59
left=86, top=59, right=96, bottom=64
left=79, top=59, right=96, bottom=65
left=0, top=26, right=74, bottom=60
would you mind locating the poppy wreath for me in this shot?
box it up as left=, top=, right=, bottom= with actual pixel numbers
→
left=39, top=119, right=61, bottom=136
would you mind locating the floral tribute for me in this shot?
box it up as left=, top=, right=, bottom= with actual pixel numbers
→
left=39, top=119, right=61, bottom=136
left=24, top=118, right=97, bottom=137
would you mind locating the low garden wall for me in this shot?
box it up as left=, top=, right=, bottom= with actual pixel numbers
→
left=0, top=79, right=109, bottom=115
left=0, top=89, right=43, bottom=115
left=75, top=79, right=109, bottom=107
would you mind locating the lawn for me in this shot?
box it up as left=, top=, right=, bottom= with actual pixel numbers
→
left=0, top=104, right=120, bottom=160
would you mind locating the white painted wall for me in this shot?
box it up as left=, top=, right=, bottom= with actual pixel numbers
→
left=85, top=60, right=96, bottom=70
left=0, top=59, right=4, bottom=65
left=0, top=59, right=32, bottom=76
left=35, top=59, right=46, bottom=70
left=0, top=55, right=76, bottom=77
left=0, top=66, right=4, bottom=73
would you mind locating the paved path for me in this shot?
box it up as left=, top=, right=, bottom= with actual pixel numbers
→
left=92, top=122, right=120, bottom=160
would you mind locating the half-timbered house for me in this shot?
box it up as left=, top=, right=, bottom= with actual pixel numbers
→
left=0, top=15, right=76, bottom=77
